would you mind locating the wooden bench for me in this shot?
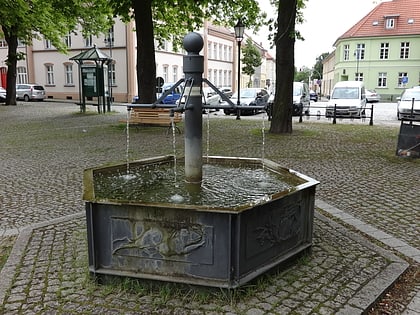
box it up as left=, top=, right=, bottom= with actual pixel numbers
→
left=120, top=108, right=182, bottom=132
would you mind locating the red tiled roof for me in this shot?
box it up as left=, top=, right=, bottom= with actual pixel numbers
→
left=336, top=0, right=420, bottom=43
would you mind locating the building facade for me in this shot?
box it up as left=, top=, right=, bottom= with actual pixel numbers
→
left=326, top=0, right=420, bottom=100
left=0, top=18, right=275, bottom=103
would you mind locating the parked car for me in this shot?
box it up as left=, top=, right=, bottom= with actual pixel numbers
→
left=223, top=88, right=269, bottom=115
left=133, top=83, right=183, bottom=104
left=176, top=87, right=221, bottom=113
left=0, top=87, right=6, bottom=102
left=366, top=89, right=381, bottom=102
left=16, top=84, right=46, bottom=101
left=310, top=90, right=318, bottom=102
left=326, top=81, right=367, bottom=118
left=219, top=86, right=233, bottom=98
left=397, top=88, right=420, bottom=120
left=202, top=87, right=221, bottom=107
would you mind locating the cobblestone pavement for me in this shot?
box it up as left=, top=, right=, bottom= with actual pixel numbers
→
left=0, top=102, right=418, bottom=314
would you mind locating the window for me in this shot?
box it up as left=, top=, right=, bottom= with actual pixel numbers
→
left=378, top=72, right=387, bottom=87
left=228, top=46, right=232, bottom=62
left=172, top=66, right=178, bottom=82
left=17, top=67, right=27, bottom=84
left=44, top=39, right=52, bottom=49
left=105, top=26, right=114, bottom=47
left=64, top=64, right=73, bottom=85
left=64, top=34, right=71, bottom=48
left=207, top=42, right=212, bottom=59
left=355, top=44, right=365, bottom=60
left=208, top=69, right=212, bottom=82
left=108, top=63, right=116, bottom=86
left=343, top=44, right=350, bottom=61
left=380, top=43, right=389, bottom=59
left=0, top=39, right=7, bottom=48
left=46, top=64, right=55, bottom=85
left=398, top=72, right=408, bottom=87
left=386, top=18, right=395, bottom=29
left=84, top=35, right=93, bottom=47
left=213, top=43, right=217, bottom=60
left=355, top=73, right=363, bottom=82
left=163, top=65, right=168, bottom=82
left=400, top=42, right=409, bottom=59
left=224, top=45, right=227, bottom=61
left=17, top=39, right=25, bottom=47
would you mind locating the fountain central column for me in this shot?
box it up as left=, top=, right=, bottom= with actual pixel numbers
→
left=182, top=33, right=204, bottom=184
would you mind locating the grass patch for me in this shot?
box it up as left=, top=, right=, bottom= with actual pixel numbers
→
left=0, top=236, right=16, bottom=270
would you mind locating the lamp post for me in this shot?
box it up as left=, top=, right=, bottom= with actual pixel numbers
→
left=234, top=19, right=245, bottom=120
left=354, top=48, right=361, bottom=81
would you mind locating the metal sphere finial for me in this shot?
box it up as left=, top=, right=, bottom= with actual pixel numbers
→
left=183, top=32, right=203, bottom=55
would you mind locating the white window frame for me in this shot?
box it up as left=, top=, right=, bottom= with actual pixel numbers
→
left=400, top=42, right=409, bottom=59
left=386, top=18, right=395, bottom=29
left=46, top=64, right=55, bottom=85
left=380, top=43, right=389, bottom=59
left=17, top=67, right=28, bottom=84
left=64, top=64, right=73, bottom=85
left=378, top=72, right=387, bottom=87
left=344, top=44, right=350, bottom=61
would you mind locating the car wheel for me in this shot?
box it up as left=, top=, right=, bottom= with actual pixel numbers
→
left=224, top=109, right=230, bottom=115
left=24, top=95, right=30, bottom=102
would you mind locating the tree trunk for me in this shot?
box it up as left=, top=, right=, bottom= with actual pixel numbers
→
left=3, top=26, right=18, bottom=105
left=132, top=0, right=156, bottom=103
left=269, top=0, right=297, bottom=134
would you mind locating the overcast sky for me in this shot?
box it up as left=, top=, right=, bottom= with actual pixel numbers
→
left=255, top=0, right=385, bottom=68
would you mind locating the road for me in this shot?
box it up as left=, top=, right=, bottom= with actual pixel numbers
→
left=203, top=101, right=401, bottom=126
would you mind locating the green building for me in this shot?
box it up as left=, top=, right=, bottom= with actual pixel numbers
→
left=331, top=0, right=420, bottom=101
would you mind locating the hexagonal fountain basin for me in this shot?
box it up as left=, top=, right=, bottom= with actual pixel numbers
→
left=84, top=156, right=318, bottom=288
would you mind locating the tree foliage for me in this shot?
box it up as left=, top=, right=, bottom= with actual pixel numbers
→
left=0, top=0, right=113, bottom=105
left=111, top=0, right=266, bottom=103
left=241, top=38, right=262, bottom=88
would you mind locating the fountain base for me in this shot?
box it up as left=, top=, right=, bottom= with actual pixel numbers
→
left=84, top=156, right=318, bottom=288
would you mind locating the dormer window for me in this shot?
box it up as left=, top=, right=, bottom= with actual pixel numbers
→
left=386, top=18, right=395, bottom=29
left=408, top=18, right=414, bottom=24
left=384, top=14, right=399, bottom=29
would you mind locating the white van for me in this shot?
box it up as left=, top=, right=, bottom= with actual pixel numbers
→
left=326, top=81, right=367, bottom=118
left=292, top=81, right=310, bottom=116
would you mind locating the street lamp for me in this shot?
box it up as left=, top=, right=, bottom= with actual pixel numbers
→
left=234, top=19, right=245, bottom=120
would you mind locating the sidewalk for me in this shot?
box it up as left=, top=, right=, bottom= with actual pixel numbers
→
left=0, top=101, right=418, bottom=314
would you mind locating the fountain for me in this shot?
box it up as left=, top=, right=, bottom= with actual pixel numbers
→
left=83, top=32, right=319, bottom=288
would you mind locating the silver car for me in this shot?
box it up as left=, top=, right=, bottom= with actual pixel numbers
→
left=16, top=84, right=46, bottom=101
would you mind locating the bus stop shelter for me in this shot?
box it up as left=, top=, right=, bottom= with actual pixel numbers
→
left=70, top=45, right=113, bottom=113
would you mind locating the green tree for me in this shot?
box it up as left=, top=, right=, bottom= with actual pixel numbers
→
left=268, top=0, right=306, bottom=134
left=111, top=0, right=266, bottom=103
left=242, top=38, right=262, bottom=87
left=0, top=0, right=113, bottom=105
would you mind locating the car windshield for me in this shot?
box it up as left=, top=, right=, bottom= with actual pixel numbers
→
left=293, top=85, right=302, bottom=96
left=401, top=90, right=420, bottom=101
left=331, top=87, right=359, bottom=99
left=232, top=89, right=256, bottom=99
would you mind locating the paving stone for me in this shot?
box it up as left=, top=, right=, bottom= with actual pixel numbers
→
left=0, top=102, right=417, bottom=314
